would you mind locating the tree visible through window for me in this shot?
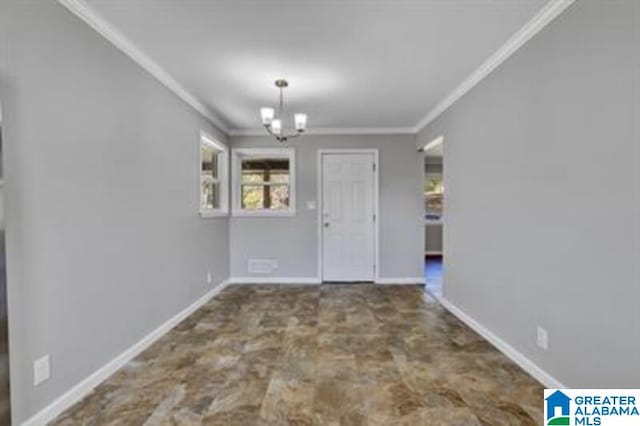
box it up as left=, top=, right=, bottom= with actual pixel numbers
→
left=199, top=133, right=228, bottom=216
left=241, top=159, right=290, bottom=210
left=201, top=144, right=220, bottom=210
left=232, top=148, right=295, bottom=216
left=425, top=174, right=443, bottom=221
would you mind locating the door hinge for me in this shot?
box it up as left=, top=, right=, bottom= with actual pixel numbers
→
left=373, top=163, right=377, bottom=172
left=373, top=214, right=376, bottom=222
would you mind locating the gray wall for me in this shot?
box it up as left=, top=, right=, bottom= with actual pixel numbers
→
left=418, top=0, right=640, bottom=387
left=0, top=1, right=230, bottom=422
left=230, top=135, right=423, bottom=280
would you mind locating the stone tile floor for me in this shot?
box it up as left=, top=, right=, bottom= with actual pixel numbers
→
left=52, top=284, right=542, bottom=425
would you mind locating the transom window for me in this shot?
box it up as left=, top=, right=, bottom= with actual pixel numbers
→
left=199, top=132, right=228, bottom=217
left=232, top=148, right=296, bottom=216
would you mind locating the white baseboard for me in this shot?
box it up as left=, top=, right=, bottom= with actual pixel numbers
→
left=228, top=277, right=321, bottom=285
left=229, top=277, right=425, bottom=285
left=434, top=294, right=566, bottom=389
left=21, top=280, right=230, bottom=426
left=375, top=277, right=425, bottom=285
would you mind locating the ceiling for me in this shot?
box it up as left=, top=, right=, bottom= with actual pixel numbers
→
left=425, top=143, right=443, bottom=158
left=84, top=0, right=550, bottom=132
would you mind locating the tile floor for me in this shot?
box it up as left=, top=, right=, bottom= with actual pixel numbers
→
left=52, top=284, right=542, bottom=425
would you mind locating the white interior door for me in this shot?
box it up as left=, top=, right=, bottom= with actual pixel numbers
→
left=321, top=153, right=376, bottom=282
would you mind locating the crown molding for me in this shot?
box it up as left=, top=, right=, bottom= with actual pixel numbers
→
left=57, top=0, right=230, bottom=134
left=412, top=0, right=576, bottom=133
left=228, top=127, right=416, bottom=137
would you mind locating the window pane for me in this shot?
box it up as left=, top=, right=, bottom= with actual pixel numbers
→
left=269, top=171, right=290, bottom=184
left=201, top=145, right=219, bottom=179
left=424, top=175, right=443, bottom=220
left=241, top=171, right=264, bottom=184
left=240, top=184, right=289, bottom=210
left=241, top=158, right=289, bottom=184
left=211, top=153, right=218, bottom=179
left=241, top=184, right=264, bottom=209
left=269, top=184, right=289, bottom=209
left=202, top=180, right=219, bottom=210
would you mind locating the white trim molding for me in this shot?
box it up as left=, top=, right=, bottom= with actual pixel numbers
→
left=228, top=127, right=416, bottom=137
left=413, top=0, right=576, bottom=132
left=199, top=131, right=229, bottom=218
left=231, top=147, right=296, bottom=217
left=375, top=277, right=425, bottom=285
left=22, top=280, right=230, bottom=426
left=228, top=277, right=321, bottom=285
left=56, top=0, right=229, bottom=133
left=434, top=294, right=566, bottom=389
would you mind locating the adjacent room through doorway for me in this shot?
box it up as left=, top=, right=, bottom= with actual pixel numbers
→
left=423, top=136, right=443, bottom=297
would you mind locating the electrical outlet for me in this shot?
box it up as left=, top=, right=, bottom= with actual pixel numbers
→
left=537, top=326, right=549, bottom=350
left=34, top=355, right=50, bottom=386
left=206, top=271, right=212, bottom=284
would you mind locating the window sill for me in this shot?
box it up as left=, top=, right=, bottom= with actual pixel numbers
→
left=200, top=210, right=229, bottom=218
left=232, top=209, right=296, bottom=218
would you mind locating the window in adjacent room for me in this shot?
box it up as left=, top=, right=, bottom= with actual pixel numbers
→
left=424, top=173, right=444, bottom=222
left=199, top=132, right=228, bottom=217
left=232, top=148, right=295, bottom=216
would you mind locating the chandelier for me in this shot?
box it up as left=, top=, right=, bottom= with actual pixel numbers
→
left=260, top=79, right=307, bottom=143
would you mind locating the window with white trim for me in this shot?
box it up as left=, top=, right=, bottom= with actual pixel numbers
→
left=199, top=132, right=228, bottom=217
left=232, top=148, right=296, bottom=216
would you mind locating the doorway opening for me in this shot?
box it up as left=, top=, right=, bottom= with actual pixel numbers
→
left=423, top=136, right=444, bottom=298
left=318, top=149, right=379, bottom=283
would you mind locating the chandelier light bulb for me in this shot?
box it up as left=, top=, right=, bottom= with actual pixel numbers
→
left=271, top=119, right=282, bottom=135
left=294, top=113, right=307, bottom=132
left=260, top=107, right=275, bottom=125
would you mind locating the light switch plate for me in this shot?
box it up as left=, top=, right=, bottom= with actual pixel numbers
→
left=306, top=201, right=316, bottom=210
left=537, top=326, right=549, bottom=350
left=34, top=354, right=50, bottom=386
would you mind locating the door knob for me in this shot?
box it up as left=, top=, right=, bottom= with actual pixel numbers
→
left=323, top=222, right=330, bottom=227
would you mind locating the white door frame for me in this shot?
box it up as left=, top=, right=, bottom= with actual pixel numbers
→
left=317, top=149, right=380, bottom=282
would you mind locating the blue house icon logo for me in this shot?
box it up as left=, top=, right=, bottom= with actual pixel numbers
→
left=546, top=390, right=571, bottom=425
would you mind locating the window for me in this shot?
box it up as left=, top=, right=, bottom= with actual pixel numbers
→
left=232, top=148, right=295, bottom=216
left=200, top=132, right=228, bottom=217
left=424, top=173, right=443, bottom=222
